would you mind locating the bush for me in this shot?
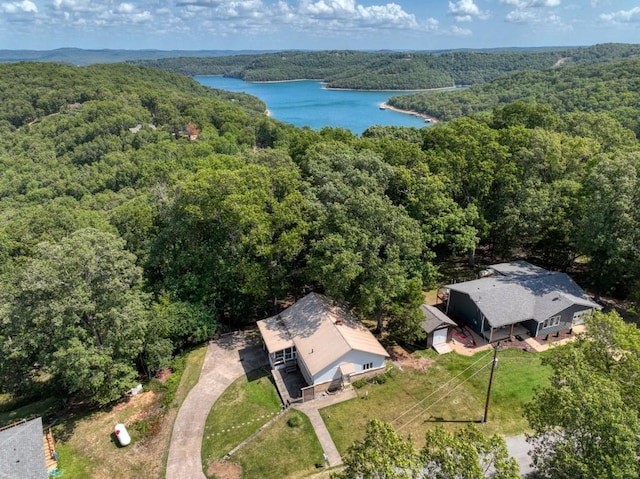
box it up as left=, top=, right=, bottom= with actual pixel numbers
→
left=352, top=379, right=368, bottom=389
left=374, top=374, right=387, bottom=384
left=287, top=414, right=302, bottom=428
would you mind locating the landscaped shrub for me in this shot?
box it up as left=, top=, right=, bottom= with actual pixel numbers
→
left=352, top=379, right=368, bottom=389
left=287, top=414, right=303, bottom=428
left=374, top=374, right=387, bottom=384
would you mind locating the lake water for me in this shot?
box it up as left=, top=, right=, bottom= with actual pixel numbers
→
left=195, top=76, right=429, bottom=135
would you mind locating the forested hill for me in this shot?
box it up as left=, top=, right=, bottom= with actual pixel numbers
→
left=387, top=56, right=640, bottom=134
left=0, top=62, right=639, bottom=408
left=135, top=43, right=640, bottom=90
left=0, top=48, right=273, bottom=66
left=0, top=62, right=265, bottom=130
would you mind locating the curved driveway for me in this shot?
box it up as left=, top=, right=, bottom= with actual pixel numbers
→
left=166, top=333, right=267, bottom=479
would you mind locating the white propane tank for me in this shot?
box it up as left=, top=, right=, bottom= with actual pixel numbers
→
left=114, top=423, right=131, bottom=446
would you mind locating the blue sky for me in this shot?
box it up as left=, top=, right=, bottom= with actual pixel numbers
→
left=0, top=0, right=638, bottom=51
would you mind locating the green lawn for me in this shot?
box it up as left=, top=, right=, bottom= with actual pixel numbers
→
left=202, top=367, right=282, bottom=474
left=321, top=348, right=551, bottom=453
left=0, top=396, right=62, bottom=427
left=232, top=409, right=325, bottom=479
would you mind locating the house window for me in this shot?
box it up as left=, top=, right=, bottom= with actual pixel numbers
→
left=542, top=315, right=561, bottom=329
left=274, top=350, right=284, bottom=365
left=363, top=362, right=373, bottom=371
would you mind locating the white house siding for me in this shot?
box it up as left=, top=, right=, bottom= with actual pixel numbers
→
left=310, top=349, right=386, bottom=385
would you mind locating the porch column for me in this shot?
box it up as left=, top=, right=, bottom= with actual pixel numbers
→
left=509, top=323, right=514, bottom=338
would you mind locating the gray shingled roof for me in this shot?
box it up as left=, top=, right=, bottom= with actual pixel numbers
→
left=0, top=417, right=47, bottom=479
left=420, top=304, right=457, bottom=334
left=446, top=264, right=600, bottom=328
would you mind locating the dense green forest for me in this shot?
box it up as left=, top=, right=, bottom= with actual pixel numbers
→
left=0, top=60, right=639, bottom=409
left=136, top=43, right=640, bottom=90
left=388, top=56, right=640, bottom=134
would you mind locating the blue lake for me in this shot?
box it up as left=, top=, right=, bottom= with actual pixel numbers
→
left=195, top=76, right=430, bottom=135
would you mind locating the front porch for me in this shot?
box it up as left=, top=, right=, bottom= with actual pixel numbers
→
left=271, top=362, right=308, bottom=405
left=482, top=323, right=530, bottom=343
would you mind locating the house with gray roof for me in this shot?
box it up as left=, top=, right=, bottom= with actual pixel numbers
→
left=257, top=292, right=389, bottom=401
left=444, top=261, right=601, bottom=342
left=0, top=417, right=47, bottom=479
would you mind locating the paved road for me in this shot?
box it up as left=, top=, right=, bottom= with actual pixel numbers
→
left=165, top=333, right=267, bottom=479
left=505, top=435, right=534, bottom=477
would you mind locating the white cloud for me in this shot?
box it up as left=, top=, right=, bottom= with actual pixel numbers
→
left=502, top=0, right=560, bottom=7
left=1, top=0, right=37, bottom=13
left=448, top=25, right=472, bottom=35
left=298, top=0, right=418, bottom=27
left=448, top=0, right=488, bottom=22
left=501, top=0, right=562, bottom=24
left=506, top=9, right=560, bottom=23
left=600, top=7, right=640, bottom=24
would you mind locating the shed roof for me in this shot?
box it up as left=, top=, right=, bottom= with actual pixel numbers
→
left=446, top=264, right=600, bottom=328
left=420, top=304, right=457, bottom=334
left=257, top=293, right=388, bottom=377
left=0, top=417, right=47, bottom=479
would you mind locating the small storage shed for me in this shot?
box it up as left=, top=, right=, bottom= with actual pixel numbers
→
left=420, top=304, right=457, bottom=354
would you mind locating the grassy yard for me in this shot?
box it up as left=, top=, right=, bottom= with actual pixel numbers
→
left=232, top=409, right=326, bottom=479
left=201, top=367, right=282, bottom=474
left=321, top=348, right=550, bottom=454
left=1, top=344, right=207, bottom=479
left=0, top=396, right=62, bottom=427
left=56, top=345, right=207, bottom=479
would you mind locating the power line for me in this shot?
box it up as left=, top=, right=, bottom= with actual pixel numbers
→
left=391, top=350, right=493, bottom=425
left=396, top=361, right=492, bottom=432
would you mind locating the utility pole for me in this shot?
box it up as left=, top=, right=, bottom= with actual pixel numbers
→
left=482, top=342, right=500, bottom=423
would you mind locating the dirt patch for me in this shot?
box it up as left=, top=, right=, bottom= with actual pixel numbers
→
left=388, top=345, right=434, bottom=373
left=155, top=368, right=172, bottom=383
left=207, top=459, right=242, bottom=479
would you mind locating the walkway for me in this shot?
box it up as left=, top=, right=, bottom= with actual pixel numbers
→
left=293, top=389, right=357, bottom=467
left=165, top=332, right=267, bottom=479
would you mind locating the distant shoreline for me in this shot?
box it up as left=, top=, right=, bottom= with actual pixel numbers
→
left=379, top=102, right=439, bottom=124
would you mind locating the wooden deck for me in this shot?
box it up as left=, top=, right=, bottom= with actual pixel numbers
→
left=43, top=427, right=58, bottom=473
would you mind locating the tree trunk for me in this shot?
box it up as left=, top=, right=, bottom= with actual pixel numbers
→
left=374, top=308, right=385, bottom=335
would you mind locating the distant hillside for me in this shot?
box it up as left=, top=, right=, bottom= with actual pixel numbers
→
left=0, top=48, right=275, bottom=66
left=387, top=56, right=640, bottom=134
left=135, top=43, right=640, bottom=90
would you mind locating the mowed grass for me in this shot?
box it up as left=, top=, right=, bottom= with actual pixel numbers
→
left=0, top=396, right=62, bottom=427
left=11, top=344, right=208, bottom=479
left=321, top=348, right=551, bottom=454
left=232, top=409, right=325, bottom=479
left=202, top=367, right=282, bottom=472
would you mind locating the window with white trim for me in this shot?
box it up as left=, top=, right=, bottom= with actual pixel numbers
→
left=542, top=315, right=561, bottom=329
left=363, top=362, right=373, bottom=371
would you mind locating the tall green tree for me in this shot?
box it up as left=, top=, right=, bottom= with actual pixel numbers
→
left=525, top=311, right=640, bottom=479
left=150, top=151, right=309, bottom=320
left=421, top=425, right=520, bottom=479
left=332, top=419, right=420, bottom=479
left=577, top=153, right=640, bottom=294
left=0, top=228, right=149, bottom=405
left=334, top=420, right=519, bottom=479
left=302, top=142, right=427, bottom=337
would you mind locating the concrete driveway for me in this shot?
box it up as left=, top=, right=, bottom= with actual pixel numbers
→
left=165, top=332, right=267, bottom=479
left=505, top=435, right=534, bottom=477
